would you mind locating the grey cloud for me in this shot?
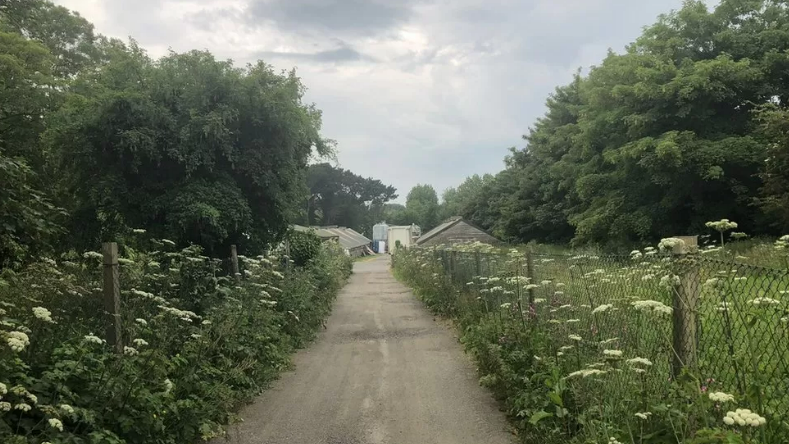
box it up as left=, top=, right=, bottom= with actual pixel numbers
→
left=257, top=44, right=376, bottom=63
left=246, top=0, right=418, bottom=36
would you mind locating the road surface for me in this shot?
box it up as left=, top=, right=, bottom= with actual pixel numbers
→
left=216, top=255, right=515, bottom=444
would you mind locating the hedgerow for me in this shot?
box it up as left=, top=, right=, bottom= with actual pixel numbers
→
left=0, top=233, right=352, bottom=444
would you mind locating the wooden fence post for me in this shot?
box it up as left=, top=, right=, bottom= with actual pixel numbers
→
left=474, top=251, right=481, bottom=277
left=230, top=244, right=240, bottom=282
left=526, top=249, right=536, bottom=304
left=102, top=242, right=123, bottom=353
left=671, top=239, right=700, bottom=378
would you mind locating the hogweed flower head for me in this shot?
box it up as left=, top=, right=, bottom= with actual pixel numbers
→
left=709, top=392, right=735, bottom=403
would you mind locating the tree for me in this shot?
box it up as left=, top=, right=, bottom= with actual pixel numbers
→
left=47, top=47, right=331, bottom=254
left=304, top=163, right=397, bottom=233
left=406, top=184, right=440, bottom=231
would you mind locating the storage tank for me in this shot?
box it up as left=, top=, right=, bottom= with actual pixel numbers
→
left=372, top=222, right=389, bottom=242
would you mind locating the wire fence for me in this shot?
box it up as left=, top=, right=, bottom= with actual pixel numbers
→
left=427, top=248, right=789, bottom=433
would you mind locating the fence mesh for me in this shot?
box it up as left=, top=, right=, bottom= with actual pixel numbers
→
left=428, top=248, right=789, bottom=433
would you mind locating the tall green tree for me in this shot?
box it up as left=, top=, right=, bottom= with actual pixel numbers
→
left=47, top=46, right=331, bottom=254
left=406, top=184, right=440, bottom=231
left=304, top=163, right=397, bottom=233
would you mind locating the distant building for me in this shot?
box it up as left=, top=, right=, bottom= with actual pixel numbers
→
left=291, top=225, right=372, bottom=257
left=415, top=217, right=500, bottom=247
left=387, top=225, right=419, bottom=252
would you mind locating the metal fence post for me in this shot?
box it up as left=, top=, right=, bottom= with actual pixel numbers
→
left=231, top=244, right=240, bottom=281
left=671, top=251, right=700, bottom=378
left=102, top=242, right=123, bottom=353
left=526, top=249, right=536, bottom=304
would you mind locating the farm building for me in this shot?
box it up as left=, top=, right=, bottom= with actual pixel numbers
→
left=387, top=225, right=420, bottom=252
left=291, top=225, right=372, bottom=257
left=415, top=217, right=500, bottom=247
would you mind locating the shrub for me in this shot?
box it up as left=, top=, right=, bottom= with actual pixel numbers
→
left=0, top=235, right=351, bottom=443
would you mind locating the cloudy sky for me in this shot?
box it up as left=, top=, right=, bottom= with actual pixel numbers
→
left=53, top=0, right=699, bottom=202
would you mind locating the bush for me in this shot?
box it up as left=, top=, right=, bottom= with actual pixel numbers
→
left=0, top=234, right=352, bottom=443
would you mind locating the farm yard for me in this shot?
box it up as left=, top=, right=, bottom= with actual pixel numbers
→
left=393, top=237, right=789, bottom=444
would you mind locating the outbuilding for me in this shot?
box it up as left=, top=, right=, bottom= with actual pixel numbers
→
left=415, top=216, right=500, bottom=247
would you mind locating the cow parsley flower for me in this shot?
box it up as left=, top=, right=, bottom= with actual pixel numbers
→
left=59, top=404, right=75, bottom=415
left=748, top=297, right=781, bottom=306
left=83, top=334, right=104, bottom=344
left=566, top=319, right=580, bottom=323
left=592, top=304, right=613, bottom=314
left=164, top=378, right=173, bottom=394
left=161, top=239, right=176, bottom=246
left=709, top=392, right=735, bottom=403
left=123, top=346, right=138, bottom=356
left=724, top=409, right=766, bottom=427
left=14, top=403, right=31, bottom=412
left=600, top=338, right=619, bottom=345
left=0, top=382, right=6, bottom=395
left=132, top=338, right=148, bottom=347
left=135, top=318, right=147, bottom=326
left=6, top=331, right=30, bottom=352
left=83, top=251, right=103, bottom=260
left=635, top=412, right=652, bottom=420
left=534, top=298, right=546, bottom=303
left=603, top=349, right=623, bottom=357
left=0, top=402, right=10, bottom=412
left=32, top=306, right=54, bottom=323
left=626, top=357, right=652, bottom=367
left=524, top=284, right=539, bottom=290
left=568, top=334, right=582, bottom=341
left=566, top=369, right=607, bottom=378
left=48, top=418, right=63, bottom=431
left=132, top=228, right=146, bottom=234
left=559, top=345, right=574, bottom=351
left=631, top=300, right=672, bottom=315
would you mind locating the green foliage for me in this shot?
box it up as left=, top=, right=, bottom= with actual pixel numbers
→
left=286, top=230, right=322, bottom=266
left=406, top=184, right=440, bottom=231
left=304, top=163, right=397, bottom=233
left=0, top=239, right=352, bottom=443
left=450, top=0, right=789, bottom=248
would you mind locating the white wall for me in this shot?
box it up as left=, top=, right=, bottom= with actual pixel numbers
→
left=387, top=227, right=412, bottom=253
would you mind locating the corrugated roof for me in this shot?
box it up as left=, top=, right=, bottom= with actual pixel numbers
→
left=291, top=225, right=338, bottom=239
left=321, top=227, right=371, bottom=250
left=416, top=217, right=462, bottom=245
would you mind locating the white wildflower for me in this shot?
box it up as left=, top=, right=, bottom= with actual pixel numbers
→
left=32, top=306, right=54, bottom=323
left=748, top=297, right=781, bottom=306
left=626, top=357, right=653, bottom=367
left=659, top=274, right=680, bottom=288
left=631, top=300, right=673, bottom=315
left=132, top=228, right=146, bottom=234
left=135, top=318, right=148, bottom=326
left=603, top=349, right=623, bottom=357
left=556, top=283, right=566, bottom=288
left=48, top=418, right=63, bottom=431
left=59, top=404, right=75, bottom=415
left=499, top=303, right=512, bottom=309
left=591, top=304, right=613, bottom=314
left=132, top=338, right=148, bottom=347
left=534, top=298, right=546, bottom=303
left=83, top=334, right=105, bottom=345
left=82, top=251, right=103, bottom=260
left=641, top=274, right=655, bottom=281
left=161, top=239, right=176, bottom=246
left=14, top=403, right=31, bottom=412
left=559, top=345, right=574, bottom=351
left=164, top=378, right=174, bottom=394
left=709, top=392, right=735, bottom=403
left=724, top=409, right=766, bottom=427
left=0, top=402, right=10, bottom=412
left=566, top=319, right=580, bottom=323
left=190, top=334, right=202, bottom=339
left=658, top=237, right=685, bottom=251
left=6, top=331, right=30, bottom=352
left=524, top=284, right=539, bottom=290
left=0, top=382, right=5, bottom=395
left=635, top=412, right=652, bottom=420
left=123, top=346, right=138, bottom=356
left=566, top=369, right=607, bottom=378
left=202, top=320, right=212, bottom=325
left=704, top=278, right=720, bottom=288
left=568, top=334, right=582, bottom=341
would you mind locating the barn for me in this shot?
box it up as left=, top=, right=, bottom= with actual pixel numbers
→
left=291, top=225, right=372, bottom=257
left=415, top=216, right=500, bottom=247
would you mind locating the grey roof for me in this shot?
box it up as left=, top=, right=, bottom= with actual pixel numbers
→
left=320, top=227, right=371, bottom=250
left=416, top=217, right=463, bottom=245
left=292, top=224, right=338, bottom=239
left=292, top=225, right=371, bottom=250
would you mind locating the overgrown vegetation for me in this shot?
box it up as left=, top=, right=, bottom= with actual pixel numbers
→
left=440, top=0, right=789, bottom=248
left=394, top=237, right=789, bottom=444
left=0, top=233, right=352, bottom=443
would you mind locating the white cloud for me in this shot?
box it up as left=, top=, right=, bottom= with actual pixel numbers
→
left=53, top=0, right=691, bottom=202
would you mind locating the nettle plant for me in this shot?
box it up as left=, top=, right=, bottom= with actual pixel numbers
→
left=0, top=232, right=350, bottom=444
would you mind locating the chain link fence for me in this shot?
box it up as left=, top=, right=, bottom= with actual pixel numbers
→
left=426, top=248, right=789, bottom=436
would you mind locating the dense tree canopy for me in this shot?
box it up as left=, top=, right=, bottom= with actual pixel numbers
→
left=449, top=0, right=789, bottom=248
left=303, top=163, right=397, bottom=234
left=0, top=0, right=342, bottom=263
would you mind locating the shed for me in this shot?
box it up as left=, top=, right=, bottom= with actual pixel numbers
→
left=387, top=225, right=414, bottom=252
left=415, top=217, right=500, bottom=247
left=320, top=226, right=371, bottom=257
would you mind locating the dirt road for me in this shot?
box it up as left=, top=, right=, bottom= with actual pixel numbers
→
left=217, top=255, right=515, bottom=444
